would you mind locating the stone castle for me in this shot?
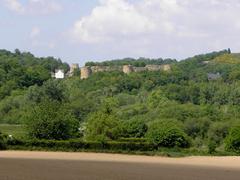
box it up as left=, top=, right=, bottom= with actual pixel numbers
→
left=80, top=64, right=171, bottom=79
left=53, top=64, right=171, bottom=79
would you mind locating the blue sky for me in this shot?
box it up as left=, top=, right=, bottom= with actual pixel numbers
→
left=0, top=0, right=240, bottom=65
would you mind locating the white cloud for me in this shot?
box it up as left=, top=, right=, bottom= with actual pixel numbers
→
left=3, top=0, right=62, bottom=15
left=69, top=0, right=194, bottom=44
left=68, top=0, right=240, bottom=58
left=30, top=27, right=40, bottom=38
left=71, top=0, right=156, bottom=43
left=4, top=0, right=25, bottom=14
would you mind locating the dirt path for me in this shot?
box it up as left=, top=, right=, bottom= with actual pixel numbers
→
left=1, top=151, right=240, bottom=169
left=1, top=153, right=240, bottom=180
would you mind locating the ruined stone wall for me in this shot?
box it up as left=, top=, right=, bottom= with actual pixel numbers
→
left=80, top=64, right=171, bottom=79
left=146, top=65, right=162, bottom=71
left=161, top=64, right=171, bottom=71
left=133, top=67, right=146, bottom=73
left=90, top=66, right=121, bottom=73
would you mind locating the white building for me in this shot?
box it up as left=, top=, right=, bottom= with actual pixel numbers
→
left=52, top=69, right=65, bottom=79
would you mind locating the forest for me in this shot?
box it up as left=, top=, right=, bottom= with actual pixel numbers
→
left=1, top=48, right=240, bottom=155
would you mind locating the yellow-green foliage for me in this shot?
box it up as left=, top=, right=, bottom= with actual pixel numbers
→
left=213, top=54, right=240, bottom=64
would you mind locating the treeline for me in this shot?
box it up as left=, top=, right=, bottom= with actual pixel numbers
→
left=1, top=49, right=240, bottom=153
left=85, top=57, right=177, bottom=67
left=0, top=49, right=69, bottom=99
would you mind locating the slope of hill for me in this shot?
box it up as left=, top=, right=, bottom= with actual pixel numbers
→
left=0, top=49, right=69, bottom=99
left=213, top=53, right=240, bottom=64
left=1, top=49, right=240, bottom=153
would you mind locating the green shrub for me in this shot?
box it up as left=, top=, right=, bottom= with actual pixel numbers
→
left=208, top=122, right=230, bottom=145
left=7, top=139, right=157, bottom=152
left=147, top=89, right=169, bottom=108
left=208, top=140, right=217, bottom=154
left=118, top=138, right=147, bottom=143
left=146, top=120, right=190, bottom=148
left=184, top=118, right=211, bottom=139
left=26, top=100, right=79, bottom=140
left=85, top=111, right=122, bottom=141
left=225, top=125, right=240, bottom=152
left=121, top=118, right=148, bottom=138
left=0, top=131, right=7, bottom=150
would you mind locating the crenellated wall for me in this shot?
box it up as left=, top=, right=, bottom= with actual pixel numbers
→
left=80, top=64, right=171, bottom=79
left=91, top=66, right=122, bottom=73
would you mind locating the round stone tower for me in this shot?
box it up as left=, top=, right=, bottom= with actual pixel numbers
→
left=162, top=64, right=171, bottom=71
left=81, top=67, right=92, bottom=79
left=123, top=65, right=134, bottom=74
left=70, top=64, right=79, bottom=73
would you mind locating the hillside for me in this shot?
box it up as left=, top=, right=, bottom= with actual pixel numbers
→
left=0, top=49, right=69, bottom=124
left=1, top=49, right=240, bottom=154
left=0, top=49, right=69, bottom=99
left=213, top=53, right=240, bottom=64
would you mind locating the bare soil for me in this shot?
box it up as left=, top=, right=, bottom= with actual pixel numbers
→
left=0, top=151, right=240, bottom=180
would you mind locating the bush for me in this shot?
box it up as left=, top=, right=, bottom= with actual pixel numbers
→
left=121, top=118, right=148, bottom=138
left=85, top=111, right=122, bottom=141
left=225, top=125, right=240, bottom=152
left=208, top=140, right=217, bottom=154
left=118, top=138, right=147, bottom=143
left=208, top=122, right=230, bottom=145
left=184, top=118, right=211, bottom=139
left=147, top=89, right=169, bottom=108
left=6, top=139, right=157, bottom=152
left=27, top=100, right=79, bottom=140
left=27, top=80, right=69, bottom=103
left=0, top=131, right=7, bottom=150
left=146, top=120, right=190, bottom=148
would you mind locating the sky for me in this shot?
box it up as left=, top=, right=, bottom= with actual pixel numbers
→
left=0, top=0, right=240, bottom=65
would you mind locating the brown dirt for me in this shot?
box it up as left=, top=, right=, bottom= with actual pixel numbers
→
left=0, top=151, right=240, bottom=180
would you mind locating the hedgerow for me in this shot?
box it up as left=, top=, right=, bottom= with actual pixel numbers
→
left=0, top=131, right=6, bottom=150
left=7, top=139, right=157, bottom=152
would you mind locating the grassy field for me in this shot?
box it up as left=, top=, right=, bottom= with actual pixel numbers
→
left=0, top=124, right=27, bottom=138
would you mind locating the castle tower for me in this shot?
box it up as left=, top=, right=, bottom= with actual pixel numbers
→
left=162, top=64, right=171, bottom=71
left=69, top=63, right=79, bottom=76
left=123, top=65, right=134, bottom=74
left=81, top=67, right=92, bottom=79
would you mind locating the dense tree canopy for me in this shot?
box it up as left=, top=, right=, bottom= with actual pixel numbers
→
left=27, top=100, right=79, bottom=140
left=85, top=57, right=177, bottom=67
left=0, top=49, right=69, bottom=99
left=2, top=49, right=240, bottom=150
